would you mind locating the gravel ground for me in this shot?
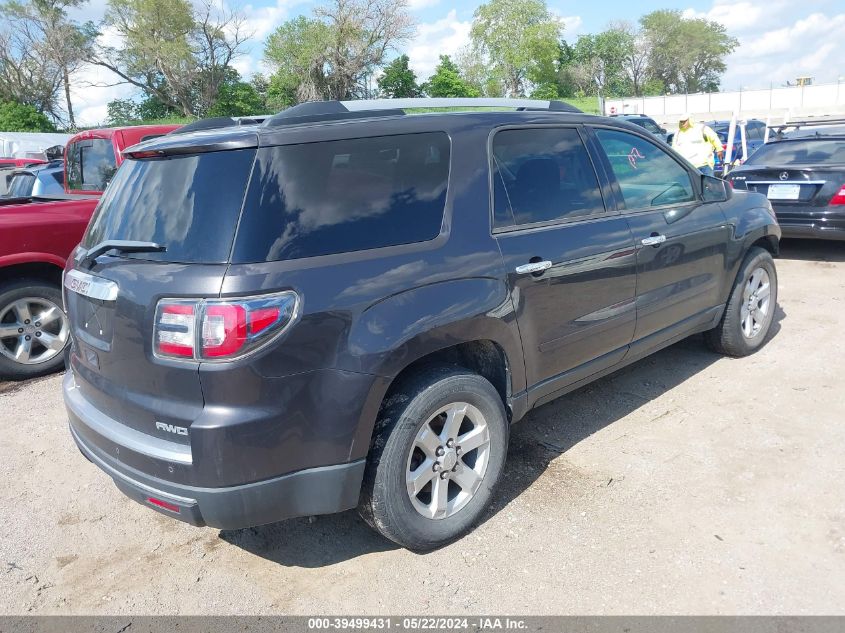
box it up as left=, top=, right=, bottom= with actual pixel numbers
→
left=1, top=239, right=844, bottom=615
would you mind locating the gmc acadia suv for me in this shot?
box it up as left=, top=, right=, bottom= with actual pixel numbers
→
left=63, top=98, right=781, bottom=550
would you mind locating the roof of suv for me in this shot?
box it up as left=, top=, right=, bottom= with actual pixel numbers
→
left=124, top=98, right=650, bottom=158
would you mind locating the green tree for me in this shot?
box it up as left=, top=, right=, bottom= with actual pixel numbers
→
left=469, top=0, right=561, bottom=97
left=422, top=55, right=479, bottom=98
left=377, top=54, right=420, bottom=98
left=90, top=0, right=249, bottom=117
left=207, top=78, right=265, bottom=117
left=567, top=29, right=632, bottom=97
left=0, top=0, right=95, bottom=127
left=0, top=99, right=56, bottom=130
left=264, top=0, right=414, bottom=105
left=640, top=9, right=737, bottom=94
left=106, top=98, right=138, bottom=125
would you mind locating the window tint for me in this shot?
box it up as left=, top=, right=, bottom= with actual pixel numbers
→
left=596, top=128, right=695, bottom=209
left=745, top=139, right=845, bottom=165
left=635, top=119, right=662, bottom=134
left=491, top=128, right=604, bottom=227
left=66, top=138, right=117, bottom=191
left=7, top=173, right=35, bottom=197
left=83, top=149, right=256, bottom=263
left=232, top=132, right=450, bottom=262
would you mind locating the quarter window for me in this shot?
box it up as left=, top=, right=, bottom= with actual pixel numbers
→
left=232, top=132, right=450, bottom=262
left=492, top=128, right=604, bottom=228
left=595, top=129, right=695, bottom=209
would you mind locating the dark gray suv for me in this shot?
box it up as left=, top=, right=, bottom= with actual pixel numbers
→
left=63, top=98, right=781, bottom=550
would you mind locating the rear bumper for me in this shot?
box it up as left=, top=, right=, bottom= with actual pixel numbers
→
left=65, top=371, right=366, bottom=529
left=772, top=205, right=845, bottom=241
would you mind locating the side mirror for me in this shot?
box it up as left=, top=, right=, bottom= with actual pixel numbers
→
left=701, top=174, right=729, bottom=202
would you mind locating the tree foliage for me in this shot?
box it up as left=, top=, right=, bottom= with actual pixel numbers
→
left=0, top=99, right=56, bottom=130
left=264, top=0, right=414, bottom=107
left=0, top=0, right=95, bottom=127
left=640, top=9, right=738, bottom=94
left=468, top=0, right=561, bottom=97
left=422, top=55, right=479, bottom=98
left=377, top=54, right=419, bottom=98
left=90, top=0, right=250, bottom=117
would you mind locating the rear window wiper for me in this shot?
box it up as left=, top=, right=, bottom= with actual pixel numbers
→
left=81, top=240, right=166, bottom=269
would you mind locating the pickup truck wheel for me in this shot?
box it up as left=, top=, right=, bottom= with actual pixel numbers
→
left=0, top=280, right=69, bottom=380
left=359, top=366, right=508, bottom=551
left=705, top=246, right=778, bottom=357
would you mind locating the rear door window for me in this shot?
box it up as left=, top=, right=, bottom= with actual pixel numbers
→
left=83, top=149, right=256, bottom=263
left=232, top=132, right=450, bottom=262
left=66, top=138, right=117, bottom=191
left=491, top=127, right=605, bottom=228
left=745, top=139, right=845, bottom=165
left=595, top=128, right=695, bottom=209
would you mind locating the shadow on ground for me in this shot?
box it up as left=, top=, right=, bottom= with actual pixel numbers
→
left=222, top=304, right=786, bottom=567
left=778, top=238, right=845, bottom=262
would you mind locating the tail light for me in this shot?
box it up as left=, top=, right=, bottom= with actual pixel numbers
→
left=830, top=185, right=845, bottom=206
left=154, top=292, right=299, bottom=361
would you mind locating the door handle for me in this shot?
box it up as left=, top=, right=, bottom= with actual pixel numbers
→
left=515, top=260, right=552, bottom=275
left=641, top=234, right=666, bottom=247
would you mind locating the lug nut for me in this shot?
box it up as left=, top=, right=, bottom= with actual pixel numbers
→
left=24, top=319, right=30, bottom=325
left=35, top=322, right=41, bottom=327
left=18, top=328, right=23, bottom=333
left=446, top=439, right=454, bottom=448
left=436, top=446, right=445, bottom=456
left=452, top=465, right=457, bottom=472
left=456, top=447, right=462, bottom=455
left=35, top=332, right=41, bottom=337
left=440, top=471, right=449, bottom=480
left=24, top=335, right=31, bottom=341
left=432, top=462, right=441, bottom=472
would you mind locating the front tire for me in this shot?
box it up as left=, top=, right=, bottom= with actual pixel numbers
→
left=0, top=279, right=70, bottom=380
left=705, top=246, right=778, bottom=356
left=359, top=366, right=509, bottom=551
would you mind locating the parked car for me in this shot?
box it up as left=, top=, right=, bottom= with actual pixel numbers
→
left=704, top=119, right=767, bottom=170
left=728, top=131, right=845, bottom=240
left=62, top=98, right=780, bottom=550
left=611, top=113, right=669, bottom=143
left=0, top=124, right=181, bottom=380
left=3, top=159, right=65, bottom=198
left=0, top=157, right=47, bottom=196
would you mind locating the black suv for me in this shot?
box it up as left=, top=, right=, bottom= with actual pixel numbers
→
left=63, top=98, right=781, bottom=550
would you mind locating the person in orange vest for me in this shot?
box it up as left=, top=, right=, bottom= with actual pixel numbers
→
left=672, top=113, right=724, bottom=176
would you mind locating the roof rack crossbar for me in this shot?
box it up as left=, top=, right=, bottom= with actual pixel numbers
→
left=773, top=116, right=845, bottom=130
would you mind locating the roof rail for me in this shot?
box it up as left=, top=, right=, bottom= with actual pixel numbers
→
left=772, top=116, right=845, bottom=131
left=169, top=115, right=269, bottom=135
left=264, top=97, right=581, bottom=128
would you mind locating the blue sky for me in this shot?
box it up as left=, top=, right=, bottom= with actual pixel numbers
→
left=67, top=0, right=845, bottom=125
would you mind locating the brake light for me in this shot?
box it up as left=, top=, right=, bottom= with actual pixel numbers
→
left=830, top=185, right=845, bottom=206
left=154, top=292, right=298, bottom=361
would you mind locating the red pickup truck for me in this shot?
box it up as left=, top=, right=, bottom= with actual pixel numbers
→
left=0, top=124, right=181, bottom=380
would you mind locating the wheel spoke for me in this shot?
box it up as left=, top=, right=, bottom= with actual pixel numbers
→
left=37, top=331, right=65, bottom=352
left=33, top=306, right=62, bottom=326
left=756, top=283, right=770, bottom=301
left=11, top=300, right=32, bottom=325
left=14, top=337, right=32, bottom=362
left=407, top=460, right=437, bottom=497
left=0, top=324, right=20, bottom=338
left=430, top=476, right=449, bottom=519
left=441, top=403, right=467, bottom=441
left=414, top=423, right=441, bottom=458
left=743, top=315, right=753, bottom=338
left=457, top=425, right=489, bottom=453
left=452, top=465, right=482, bottom=495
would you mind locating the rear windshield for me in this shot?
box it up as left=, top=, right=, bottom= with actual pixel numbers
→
left=232, top=132, right=450, bottom=262
left=83, top=149, right=256, bottom=263
left=7, top=173, right=35, bottom=197
left=66, top=138, right=117, bottom=191
left=744, top=139, right=845, bottom=165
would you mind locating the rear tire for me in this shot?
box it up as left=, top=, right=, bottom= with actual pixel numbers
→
left=705, top=246, right=778, bottom=357
left=359, top=366, right=508, bottom=551
left=0, top=279, right=69, bottom=380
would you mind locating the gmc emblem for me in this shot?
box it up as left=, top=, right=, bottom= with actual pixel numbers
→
left=155, top=421, right=188, bottom=436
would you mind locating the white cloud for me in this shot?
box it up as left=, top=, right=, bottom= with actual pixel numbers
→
left=684, top=1, right=845, bottom=90
left=405, top=9, right=472, bottom=82
left=407, top=0, right=441, bottom=10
